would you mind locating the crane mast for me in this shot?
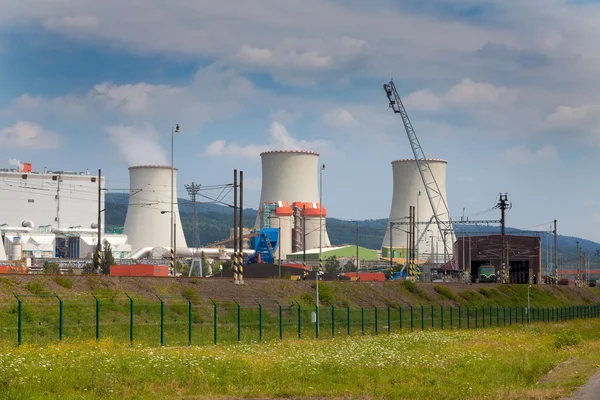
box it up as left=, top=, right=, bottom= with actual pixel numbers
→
left=383, top=80, right=454, bottom=265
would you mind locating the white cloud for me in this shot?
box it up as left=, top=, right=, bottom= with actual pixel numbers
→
left=323, top=108, right=357, bottom=128
left=592, top=212, right=600, bottom=223
left=44, top=15, right=100, bottom=31
left=502, top=145, right=558, bottom=164
left=105, top=124, right=168, bottom=166
left=404, top=89, right=441, bottom=111
left=0, top=121, right=59, bottom=149
left=204, top=121, right=330, bottom=158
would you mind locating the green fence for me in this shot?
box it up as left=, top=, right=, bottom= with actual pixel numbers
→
left=5, top=294, right=600, bottom=346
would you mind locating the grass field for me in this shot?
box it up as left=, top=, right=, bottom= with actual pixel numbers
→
left=1, top=320, right=600, bottom=399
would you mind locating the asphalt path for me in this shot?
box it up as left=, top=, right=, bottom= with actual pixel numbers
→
left=563, top=370, right=600, bottom=400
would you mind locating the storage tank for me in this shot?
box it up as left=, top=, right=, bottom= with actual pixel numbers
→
left=381, top=159, right=455, bottom=264
left=123, top=166, right=188, bottom=255
left=255, top=150, right=330, bottom=250
left=11, top=236, right=22, bottom=261
left=0, top=237, right=6, bottom=262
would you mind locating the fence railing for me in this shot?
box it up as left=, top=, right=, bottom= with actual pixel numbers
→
left=2, top=295, right=599, bottom=346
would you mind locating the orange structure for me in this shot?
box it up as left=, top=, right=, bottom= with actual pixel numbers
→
left=110, top=264, right=169, bottom=277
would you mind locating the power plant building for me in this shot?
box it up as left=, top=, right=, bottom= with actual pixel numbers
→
left=382, top=158, right=455, bottom=264
left=0, top=163, right=130, bottom=262
left=255, top=150, right=330, bottom=259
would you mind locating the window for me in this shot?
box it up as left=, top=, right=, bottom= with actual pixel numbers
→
left=91, top=177, right=96, bottom=183
left=28, top=199, right=34, bottom=203
left=52, top=175, right=58, bottom=181
left=22, top=174, right=27, bottom=180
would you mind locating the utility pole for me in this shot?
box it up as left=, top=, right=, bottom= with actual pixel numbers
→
left=233, top=170, right=238, bottom=284
left=239, top=171, right=244, bottom=284
left=355, top=222, right=359, bottom=280
left=497, top=194, right=511, bottom=284
left=303, top=205, right=306, bottom=272
left=278, top=226, right=281, bottom=279
left=553, top=220, right=558, bottom=284
left=576, top=241, right=580, bottom=287
left=185, top=182, right=201, bottom=277
left=95, top=169, right=102, bottom=274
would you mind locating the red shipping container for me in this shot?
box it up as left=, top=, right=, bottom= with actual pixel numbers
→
left=110, top=264, right=169, bottom=277
left=0, top=266, right=27, bottom=274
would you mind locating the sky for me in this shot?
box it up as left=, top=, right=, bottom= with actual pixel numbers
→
left=1, top=0, right=600, bottom=243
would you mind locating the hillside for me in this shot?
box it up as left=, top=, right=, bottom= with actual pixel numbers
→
left=105, top=193, right=600, bottom=265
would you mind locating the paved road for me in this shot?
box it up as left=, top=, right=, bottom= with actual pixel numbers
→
left=563, top=370, right=600, bottom=400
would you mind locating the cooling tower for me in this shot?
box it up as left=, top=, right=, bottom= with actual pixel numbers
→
left=255, top=150, right=330, bottom=251
left=123, top=165, right=188, bottom=255
left=382, top=159, right=455, bottom=263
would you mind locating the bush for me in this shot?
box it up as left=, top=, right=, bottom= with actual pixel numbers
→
left=434, top=285, right=458, bottom=301
left=26, top=280, right=47, bottom=295
left=401, top=280, right=431, bottom=301
left=554, top=328, right=582, bottom=348
left=310, top=282, right=334, bottom=304
left=478, top=288, right=492, bottom=298
left=54, top=276, right=73, bottom=289
left=181, top=287, right=199, bottom=303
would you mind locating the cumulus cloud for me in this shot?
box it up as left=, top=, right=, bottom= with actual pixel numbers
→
left=502, top=145, right=558, bottom=164
left=106, top=124, right=168, bottom=166
left=44, top=15, right=101, bottom=31
left=323, top=108, right=357, bottom=128
left=204, top=121, right=329, bottom=158
left=0, top=121, right=59, bottom=149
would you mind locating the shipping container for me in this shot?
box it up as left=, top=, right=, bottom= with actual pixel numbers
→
left=110, top=264, right=169, bottom=277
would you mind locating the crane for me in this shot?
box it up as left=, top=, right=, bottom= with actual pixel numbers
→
left=383, top=80, right=455, bottom=267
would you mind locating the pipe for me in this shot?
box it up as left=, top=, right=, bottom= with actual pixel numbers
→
left=130, top=246, right=256, bottom=260
left=21, top=220, right=35, bottom=229
left=51, top=228, right=98, bottom=234
left=0, top=226, right=32, bottom=233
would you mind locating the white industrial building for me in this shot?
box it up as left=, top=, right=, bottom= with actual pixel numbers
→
left=381, top=158, right=455, bottom=264
left=0, top=162, right=130, bottom=262
left=124, top=165, right=188, bottom=259
left=255, top=150, right=330, bottom=260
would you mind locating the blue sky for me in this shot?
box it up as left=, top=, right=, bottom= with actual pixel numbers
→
left=1, top=0, right=600, bottom=242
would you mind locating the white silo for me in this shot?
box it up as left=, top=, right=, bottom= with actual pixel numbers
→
left=123, top=165, right=188, bottom=255
left=382, top=158, right=455, bottom=264
left=255, top=150, right=330, bottom=251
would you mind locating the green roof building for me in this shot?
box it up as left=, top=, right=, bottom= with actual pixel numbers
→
left=286, top=245, right=378, bottom=262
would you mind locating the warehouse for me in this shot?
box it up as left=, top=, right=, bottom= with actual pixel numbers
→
left=286, top=245, right=378, bottom=262
left=454, top=235, right=541, bottom=284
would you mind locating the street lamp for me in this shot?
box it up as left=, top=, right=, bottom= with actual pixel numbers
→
left=171, top=124, right=180, bottom=277
left=317, top=163, right=325, bottom=337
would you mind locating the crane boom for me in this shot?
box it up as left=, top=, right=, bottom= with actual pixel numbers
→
left=383, top=80, right=454, bottom=264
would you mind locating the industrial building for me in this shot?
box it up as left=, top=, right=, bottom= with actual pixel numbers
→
left=0, top=162, right=130, bottom=263
left=286, top=245, right=378, bottom=262
left=255, top=150, right=331, bottom=260
left=454, top=235, right=542, bottom=283
left=381, top=158, right=455, bottom=264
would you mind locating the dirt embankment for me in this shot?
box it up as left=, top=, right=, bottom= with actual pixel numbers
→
left=0, top=274, right=599, bottom=307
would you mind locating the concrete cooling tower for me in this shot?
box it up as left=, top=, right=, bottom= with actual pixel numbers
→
left=255, top=150, right=330, bottom=254
left=124, top=165, right=188, bottom=256
left=382, top=159, right=455, bottom=264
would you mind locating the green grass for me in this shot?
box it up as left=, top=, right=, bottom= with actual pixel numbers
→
left=54, top=276, right=73, bottom=289
left=434, top=284, right=459, bottom=301
left=1, top=320, right=600, bottom=399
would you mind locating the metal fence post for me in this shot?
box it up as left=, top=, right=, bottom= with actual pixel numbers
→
left=54, top=292, right=63, bottom=341
left=361, top=306, right=365, bottom=336
left=489, top=306, right=492, bottom=327
left=297, top=303, right=301, bottom=339
left=125, top=293, right=134, bottom=343
left=399, top=306, right=403, bottom=331
left=347, top=305, right=351, bottom=336
left=331, top=304, right=335, bottom=338
left=458, top=305, right=461, bottom=329
left=509, top=307, right=512, bottom=325
left=431, top=305, right=434, bottom=329
left=314, top=304, right=318, bottom=339
left=410, top=305, right=414, bottom=330
left=482, top=307, right=485, bottom=329
left=441, top=306, right=444, bottom=330
left=279, top=304, right=283, bottom=340
left=211, top=299, right=217, bottom=345
left=450, top=306, right=453, bottom=329
left=238, top=303, right=241, bottom=343
left=421, top=305, right=424, bottom=331
left=160, top=298, right=165, bottom=346
left=375, top=306, right=378, bottom=335
left=387, top=305, right=391, bottom=334
left=259, top=302, right=263, bottom=342
left=467, top=306, right=470, bottom=329
left=496, top=305, right=499, bottom=327
left=475, top=307, right=479, bottom=329
left=91, top=294, right=100, bottom=341
left=13, top=294, right=22, bottom=346
left=188, top=299, right=193, bottom=346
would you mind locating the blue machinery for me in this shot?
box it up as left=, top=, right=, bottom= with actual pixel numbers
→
left=247, top=228, right=279, bottom=264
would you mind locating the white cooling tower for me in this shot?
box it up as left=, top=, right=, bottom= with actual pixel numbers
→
left=382, top=159, right=455, bottom=263
left=123, top=165, right=188, bottom=255
left=255, top=150, right=330, bottom=250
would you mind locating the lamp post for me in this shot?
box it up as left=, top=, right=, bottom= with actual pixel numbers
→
left=317, top=163, right=325, bottom=336
left=171, top=124, right=180, bottom=277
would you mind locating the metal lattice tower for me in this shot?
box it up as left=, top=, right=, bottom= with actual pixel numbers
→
left=185, top=182, right=201, bottom=250
left=383, top=80, right=454, bottom=263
